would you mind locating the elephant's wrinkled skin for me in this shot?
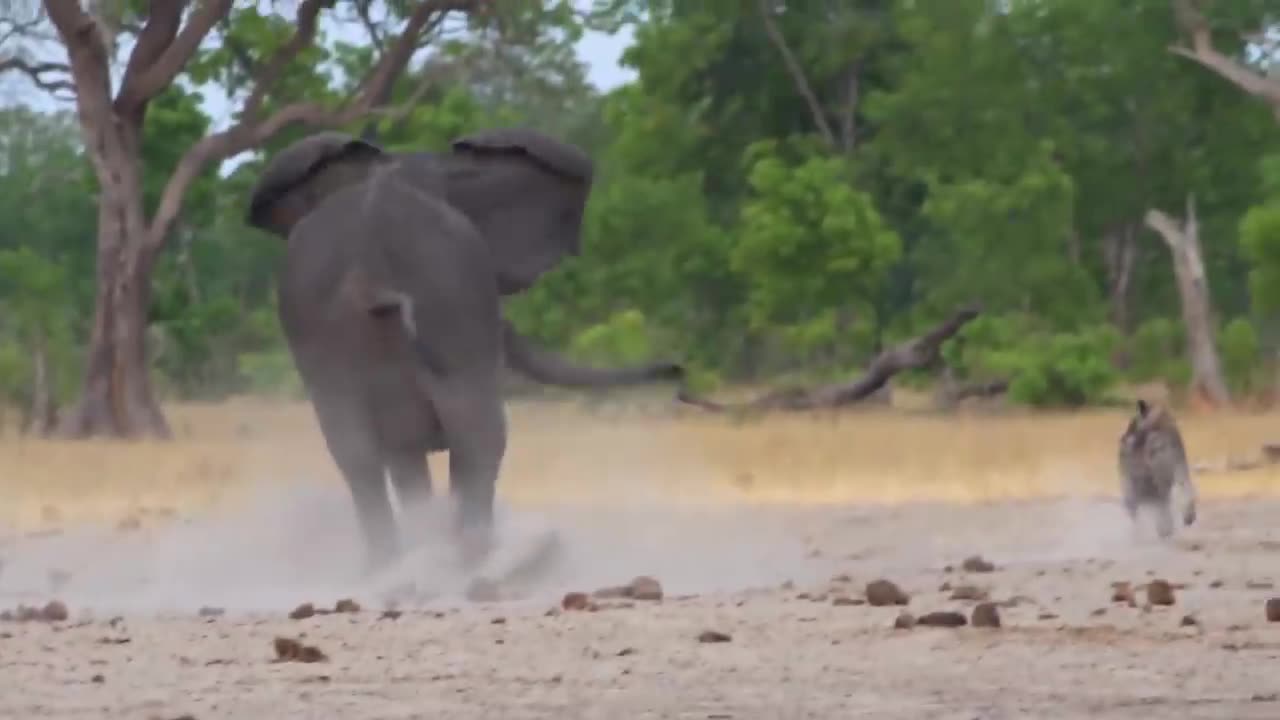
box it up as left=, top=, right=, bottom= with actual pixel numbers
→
left=246, top=129, right=684, bottom=572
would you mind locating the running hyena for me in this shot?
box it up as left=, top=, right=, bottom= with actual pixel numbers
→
left=1118, top=399, right=1198, bottom=538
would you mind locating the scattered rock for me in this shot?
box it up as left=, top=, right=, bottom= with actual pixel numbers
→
left=961, top=555, right=996, bottom=573
left=916, top=611, right=967, bottom=628
left=490, top=617, right=506, bottom=625
left=697, top=630, right=732, bottom=643
left=1266, top=598, right=1280, bottom=623
left=831, top=596, right=863, bottom=607
left=562, top=592, right=591, bottom=611
left=1180, top=614, right=1199, bottom=627
left=971, top=602, right=1001, bottom=628
left=197, top=606, right=224, bottom=618
left=893, top=612, right=916, bottom=629
left=830, top=573, right=852, bottom=584
left=1090, top=608, right=1107, bottom=617
left=333, top=598, right=361, bottom=614
left=379, top=610, right=402, bottom=621
left=865, top=579, right=909, bottom=606
left=1147, top=579, right=1176, bottom=606
left=288, top=603, right=316, bottom=620
left=40, top=601, right=68, bottom=622
left=1209, top=579, right=1225, bottom=589
left=1246, top=581, right=1275, bottom=590
left=273, top=636, right=328, bottom=663
left=949, top=585, right=988, bottom=601
left=629, top=576, right=663, bottom=601
left=116, top=515, right=142, bottom=532
left=616, top=647, right=637, bottom=657
left=90, top=674, right=104, bottom=684
left=1037, top=612, right=1059, bottom=620
left=1111, top=582, right=1135, bottom=605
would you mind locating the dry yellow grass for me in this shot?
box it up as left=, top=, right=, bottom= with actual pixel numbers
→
left=1, top=395, right=1277, bottom=530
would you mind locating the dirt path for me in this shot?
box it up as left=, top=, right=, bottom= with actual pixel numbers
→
left=1, top=495, right=1278, bottom=719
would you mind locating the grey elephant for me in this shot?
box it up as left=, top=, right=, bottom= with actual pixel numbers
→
left=245, top=128, right=684, bottom=573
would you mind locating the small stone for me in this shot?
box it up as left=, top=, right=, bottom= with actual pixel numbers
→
left=1111, top=582, right=1135, bottom=605
left=40, top=601, right=68, bottom=622
left=830, top=573, right=852, bottom=583
left=1037, top=612, right=1058, bottom=620
left=1246, top=581, right=1275, bottom=590
left=831, top=596, right=863, bottom=607
left=893, top=612, right=916, bottom=629
left=288, top=603, right=316, bottom=620
left=273, top=636, right=327, bottom=663
left=938, top=581, right=952, bottom=592
left=971, top=602, right=1001, bottom=628
left=865, top=579, right=909, bottom=606
left=697, top=630, right=732, bottom=643
left=916, top=611, right=967, bottom=628
left=198, top=606, right=224, bottom=618
left=562, top=592, right=590, bottom=611
left=333, top=598, right=361, bottom=613
left=1180, top=614, right=1199, bottom=627
left=1147, top=579, right=1176, bottom=606
left=1090, top=608, right=1107, bottom=617
left=1209, top=579, right=1225, bottom=589
left=629, top=576, right=663, bottom=601
left=490, top=617, right=506, bottom=625
left=90, top=674, right=104, bottom=684
left=961, top=555, right=996, bottom=573
left=379, top=610, right=402, bottom=621
left=949, top=585, right=988, bottom=601
left=1265, top=598, right=1280, bottom=623
left=616, top=647, right=637, bottom=656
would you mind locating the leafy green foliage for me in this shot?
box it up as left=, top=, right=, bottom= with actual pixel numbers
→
left=1220, top=317, right=1261, bottom=396
left=5, top=0, right=1280, bottom=411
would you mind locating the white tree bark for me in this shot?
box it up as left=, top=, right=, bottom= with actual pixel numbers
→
left=1144, top=193, right=1231, bottom=407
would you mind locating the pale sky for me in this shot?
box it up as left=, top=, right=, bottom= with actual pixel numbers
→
left=3, top=4, right=638, bottom=145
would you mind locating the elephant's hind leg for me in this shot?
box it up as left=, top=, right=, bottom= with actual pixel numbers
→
left=428, top=372, right=508, bottom=566
left=312, top=396, right=400, bottom=574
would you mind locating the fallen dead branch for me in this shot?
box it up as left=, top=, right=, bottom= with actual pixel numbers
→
left=678, top=306, right=981, bottom=414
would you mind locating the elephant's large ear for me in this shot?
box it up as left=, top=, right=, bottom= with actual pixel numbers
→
left=446, top=128, right=594, bottom=295
left=246, top=132, right=386, bottom=237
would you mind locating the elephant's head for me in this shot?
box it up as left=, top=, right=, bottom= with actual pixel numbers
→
left=246, top=127, right=595, bottom=297
left=245, top=131, right=388, bottom=237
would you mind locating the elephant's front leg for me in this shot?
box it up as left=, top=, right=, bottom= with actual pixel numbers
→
left=429, top=371, right=508, bottom=569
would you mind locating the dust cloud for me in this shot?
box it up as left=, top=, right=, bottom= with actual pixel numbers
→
left=0, top=475, right=824, bottom=616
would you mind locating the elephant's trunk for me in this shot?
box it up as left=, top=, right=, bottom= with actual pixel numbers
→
left=501, top=319, right=683, bottom=388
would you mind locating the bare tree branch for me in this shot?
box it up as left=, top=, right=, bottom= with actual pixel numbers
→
left=679, top=306, right=982, bottom=414
left=1169, top=0, right=1280, bottom=120
left=837, top=61, right=860, bottom=153
left=0, top=56, right=75, bottom=95
left=122, top=0, right=234, bottom=105
left=755, top=0, right=836, bottom=148
left=144, top=0, right=488, bottom=256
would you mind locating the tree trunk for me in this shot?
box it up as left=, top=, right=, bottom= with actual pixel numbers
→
left=1102, top=223, right=1138, bottom=333
left=1144, top=194, right=1231, bottom=408
left=55, top=159, right=170, bottom=440
left=23, top=329, right=56, bottom=436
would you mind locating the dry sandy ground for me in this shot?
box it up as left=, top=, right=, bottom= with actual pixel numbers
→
left=1, top=488, right=1279, bottom=719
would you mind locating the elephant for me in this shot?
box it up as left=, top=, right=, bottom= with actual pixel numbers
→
left=245, top=128, right=685, bottom=573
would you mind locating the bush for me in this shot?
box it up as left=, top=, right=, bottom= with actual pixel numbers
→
left=237, top=350, right=303, bottom=398
left=943, top=314, right=1120, bottom=408
left=1128, top=317, right=1186, bottom=384
left=1220, top=316, right=1261, bottom=396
